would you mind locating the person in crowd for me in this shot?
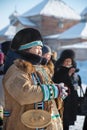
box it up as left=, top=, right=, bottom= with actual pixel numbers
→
left=0, top=41, right=11, bottom=130
left=51, top=51, right=57, bottom=65
left=0, top=41, right=12, bottom=74
left=53, top=49, right=80, bottom=130
left=0, top=41, right=12, bottom=108
left=0, top=51, right=4, bottom=75
left=0, top=51, right=5, bottom=105
left=0, top=103, right=3, bottom=130
left=42, top=44, right=54, bottom=77
left=2, top=28, right=68, bottom=130
left=82, top=88, right=87, bottom=130
left=0, top=51, right=5, bottom=130
left=42, top=45, right=63, bottom=121
left=1, top=41, right=11, bottom=56
left=42, top=45, right=51, bottom=61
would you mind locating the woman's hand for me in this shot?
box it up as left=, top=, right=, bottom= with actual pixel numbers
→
left=56, top=83, right=68, bottom=99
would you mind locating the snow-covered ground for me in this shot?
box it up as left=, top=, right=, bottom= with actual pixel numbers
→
left=77, top=60, right=87, bottom=85
left=69, top=116, right=85, bottom=130
left=69, top=60, right=87, bottom=130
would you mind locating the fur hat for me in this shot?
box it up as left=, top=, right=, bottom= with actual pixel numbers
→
left=11, top=28, right=43, bottom=51
left=60, top=49, right=75, bottom=60
left=42, top=45, right=51, bottom=55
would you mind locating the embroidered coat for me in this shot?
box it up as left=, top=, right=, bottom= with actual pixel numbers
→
left=43, top=60, right=63, bottom=120
left=3, top=58, right=63, bottom=130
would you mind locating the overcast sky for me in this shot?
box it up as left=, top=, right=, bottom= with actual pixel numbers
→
left=0, top=0, right=86, bottom=30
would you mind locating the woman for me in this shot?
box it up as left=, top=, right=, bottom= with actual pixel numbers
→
left=53, top=49, right=79, bottom=130
left=2, top=28, right=67, bottom=130
left=83, top=88, right=87, bottom=130
left=42, top=45, right=54, bottom=77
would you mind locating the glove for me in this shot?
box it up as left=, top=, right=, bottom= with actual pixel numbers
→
left=56, top=83, right=68, bottom=99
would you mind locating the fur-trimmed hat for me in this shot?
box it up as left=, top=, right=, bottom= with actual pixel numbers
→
left=60, top=49, right=75, bottom=60
left=11, top=28, right=43, bottom=51
left=42, top=45, right=51, bottom=55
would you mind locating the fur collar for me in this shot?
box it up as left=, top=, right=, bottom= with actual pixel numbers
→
left=17, top=51, right=42, bottom=65
left=14, top=59, right=35, bottom=73
left=4, top=50, right=43, bottom=73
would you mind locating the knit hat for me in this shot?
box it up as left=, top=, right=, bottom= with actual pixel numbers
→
left=42, top=45, right=51, bottom=55
left=60, top=49, right=75, bottom=60
left=11, top=28, right=43, bottom=51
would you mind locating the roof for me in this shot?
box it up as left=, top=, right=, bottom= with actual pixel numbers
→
left=9, top=11, right=36, bottom=26
left=0, top=26, right=9, bottom=36
left=0, top=16, right=36, bottom=37
left=0, top=25, right=16, bottom=39
left=58, top=21, right=87, bottom=39
left=81, top=7, right=87, bottom=16
left=44, top=34, right=60, bottom=39
left=23, top=0, right=81, bottom=20
left=59, top=42, right=87, bottom=49
left=17, top=16, right=36, bottom=26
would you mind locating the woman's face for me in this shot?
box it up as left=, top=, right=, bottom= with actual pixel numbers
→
left=25, top=46, right=42, bottom=56
left=63, top=58, right=72, bottom=68
left=43, top=52, right=51, bottom=62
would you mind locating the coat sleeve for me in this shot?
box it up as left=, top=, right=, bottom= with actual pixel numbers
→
left=3, top=70, right=43, bottom=105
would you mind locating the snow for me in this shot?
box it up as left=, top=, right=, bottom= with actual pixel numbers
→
left=58, top=21, right=87, bottom=39
left=44, top=34, right=60, bottom=39
left=17, top=16, right=36, bottom=26
left=0, top=26, right=9, bottom=35
left=0, top=25, right=16, bottom=39
left=60, top=42, right=87, bottom=49
left=69, top=116, right=85, bottom=130
left=5, top=25, right=16, bottom=37
left=77, top=60, right=87, bottom=85
left=23, top=0, right=81, bottom=20
left=81, top=7, right=87, bottom=16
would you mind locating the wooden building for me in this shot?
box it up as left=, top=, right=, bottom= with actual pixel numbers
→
left=0, top=0, right=81, bottom=43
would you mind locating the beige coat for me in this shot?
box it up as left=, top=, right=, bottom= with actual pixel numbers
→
left=3, top=59, right=63, bottom=130
left=0, top=75, right=4, bottom=107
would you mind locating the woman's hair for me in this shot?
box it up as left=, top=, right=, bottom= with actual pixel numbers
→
left=11, top=28, right=43, bottom=50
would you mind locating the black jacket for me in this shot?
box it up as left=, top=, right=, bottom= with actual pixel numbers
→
left=53, top=66, right=78, bottom=126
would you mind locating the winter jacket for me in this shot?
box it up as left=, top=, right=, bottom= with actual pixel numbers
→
left=3, top=51, right=63, bottom=130
left=53, top=66, right=78, bottom=126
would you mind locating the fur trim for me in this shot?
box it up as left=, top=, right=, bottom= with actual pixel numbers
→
left=14, top=59, right=35, bottom=73
left=60, top=49, right=75, bottom=60
left=47, top=61, right=54, bottom=76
